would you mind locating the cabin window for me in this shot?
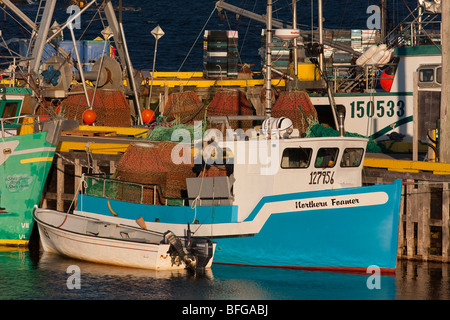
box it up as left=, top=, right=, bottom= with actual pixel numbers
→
left=1, top=102, right=19, bottom=118
left=340, top=148, right=364, bottom=167
left=419, top=69, right=434, bottom=82
left=281, top=147, right=312, bottom=169
left=437, top=67, right=442, bottom=84
left=314, top=148, right=339, bottom=168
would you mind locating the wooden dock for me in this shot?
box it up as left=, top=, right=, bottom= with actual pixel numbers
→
left=364, top=156, right=450, bottom=263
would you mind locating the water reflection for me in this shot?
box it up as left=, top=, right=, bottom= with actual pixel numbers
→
left=396, top=260, right=450, bottom=300
left=2, top=247, right=450, bottom=300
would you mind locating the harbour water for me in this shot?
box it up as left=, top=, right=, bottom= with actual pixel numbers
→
left=2, top=244, right=450, bottom=301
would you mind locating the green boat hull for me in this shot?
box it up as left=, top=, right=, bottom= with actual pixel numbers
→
left=0, top=131, right=57, bottom=246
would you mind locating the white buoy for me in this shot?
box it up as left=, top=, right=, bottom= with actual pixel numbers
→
left=367, top=48, right=387, bottom=65
left=356, top=45, right=378, bottom=66
left=376, top=49, right=393, bottom=67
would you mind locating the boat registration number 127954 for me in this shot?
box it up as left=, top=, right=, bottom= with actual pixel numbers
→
left=309, top=171, right=335, bottom=185
left=350, top=100, right=405, bottom=118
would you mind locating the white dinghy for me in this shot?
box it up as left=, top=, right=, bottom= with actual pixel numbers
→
left=33, top=207, right=215, bottom=272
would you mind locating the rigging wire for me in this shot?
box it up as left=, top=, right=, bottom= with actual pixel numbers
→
left=174, top=6, right=217, bottom=77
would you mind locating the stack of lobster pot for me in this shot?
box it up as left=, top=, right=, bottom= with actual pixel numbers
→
left=203, top=30, right=238, bottom=79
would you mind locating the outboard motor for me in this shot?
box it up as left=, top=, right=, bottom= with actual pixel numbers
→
left=164, top=230, right=214, bottom=273
left=188, top=237, right=214, bottom=273
left=164, top=231, right=196, bottom=270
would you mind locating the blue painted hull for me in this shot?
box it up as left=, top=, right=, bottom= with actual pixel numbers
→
left=213, top=180, right=401, bottom=272
left=77, top=180, right=402, bottom=272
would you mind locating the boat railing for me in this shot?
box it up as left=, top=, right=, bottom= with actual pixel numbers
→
left=386, top=19, right=441, bottom=48
left=84, top=175, right=231, bottom=207
left=328, top=62, right=397, bottom=93
left=0, top=56, right=34, bottom=87
left=0, top=114, right=52, bottom=138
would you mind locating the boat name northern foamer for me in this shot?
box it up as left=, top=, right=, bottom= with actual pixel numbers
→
left=294, top=197, right=359, bottom=209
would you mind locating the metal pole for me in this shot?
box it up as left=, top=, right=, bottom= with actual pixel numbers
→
left=440, top=0, right=450, bottom=162
left=216, top=0, right=360, bottom=56
left=69, top=24, right=91, bottom=109
left=318, top=0, right=324, bottom=72
left=147, top=37, right=159, bottom=108
left=292, top=0, right=298, bottom=78
left=30, top=0, right=56, bottom=75
left=90, top=38, right=109, bottom=108
left=265, top=0, right=273, bottom=118
left=119, top=22, right=143, bottom=125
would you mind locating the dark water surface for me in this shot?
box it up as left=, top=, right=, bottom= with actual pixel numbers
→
left=1, top=247, right=450, bottom=300
left=1, top=0, right=421, bottom=71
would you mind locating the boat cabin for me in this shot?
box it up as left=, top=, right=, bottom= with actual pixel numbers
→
left=185, top=136, right=367, bottom=221
left=84, top=135, right=367, bottom=220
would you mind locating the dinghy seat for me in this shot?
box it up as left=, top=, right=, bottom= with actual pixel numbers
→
left=86, top=221, right=116, bottom=237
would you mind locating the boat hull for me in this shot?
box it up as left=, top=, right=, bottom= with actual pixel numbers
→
left=0, top=131, right=57, bottom=246
left=310, top=93, right=413, bottom=141
left=213, top=184, right=400, bottom=272
left=77, top=180, right=402, bottom=273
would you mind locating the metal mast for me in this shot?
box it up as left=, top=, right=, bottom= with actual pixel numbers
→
left=265, top=0, right=273, bottom=118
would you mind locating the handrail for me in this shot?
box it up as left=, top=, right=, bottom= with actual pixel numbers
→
left=84, top=174, right=232, bottom=206
left=0, top=114, right=54, bottom=138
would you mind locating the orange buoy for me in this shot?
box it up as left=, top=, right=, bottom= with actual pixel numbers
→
left=83, top=109, right=97, bottom=125
left=380, top=69, right=394, bottom=92
left=142, top=109, right=155, bottom=124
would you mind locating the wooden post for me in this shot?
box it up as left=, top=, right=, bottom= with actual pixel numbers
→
left=443, top=183, right=450, bottom=261
left=417, top=182, right=430, bottom=260
left=397, top=183, right=406, bottom=258
left=413, top=72, right=419, bottom=161
left=109, top=160, right=116, bottom=174
left=440, top=0, right=450, bottom=162
left=74, top=158, right=82, bottom=210
left=405, top=181, right=416, bottom=258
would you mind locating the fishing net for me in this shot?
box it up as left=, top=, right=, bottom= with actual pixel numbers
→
left=206, top=89, right=255, bottom=129
left=61, top=87, right=131, bottom=127
left=306, top=123, right=381, bottom=153
left=164, top=91, right=205, bottom=125
left=87, top=141, right=198, bottom=205
left=158, top=141, right=196, bottom=199
left=114, top=142, right=167, bottom=205
left=271, top=91, right=318, bottom=135
left=145, top=123, right=200, bottom=142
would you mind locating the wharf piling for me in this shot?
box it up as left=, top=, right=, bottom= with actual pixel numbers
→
left=364, top=158, right=450, bottom=263
left=41, top=151, right=121, bottom=213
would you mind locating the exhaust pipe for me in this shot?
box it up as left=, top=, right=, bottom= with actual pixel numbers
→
left=337, top=105, right=346, bottom=137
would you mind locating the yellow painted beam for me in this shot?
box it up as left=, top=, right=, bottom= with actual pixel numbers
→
left=364, top=157, right=450, bottom=175
left=151, top=72, right=204, bottom=79
left=78, top=125, right=148, bottom=137
left=57, top=141, right=131, bottom=154
left=147, top=78, right=285, bottom=88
